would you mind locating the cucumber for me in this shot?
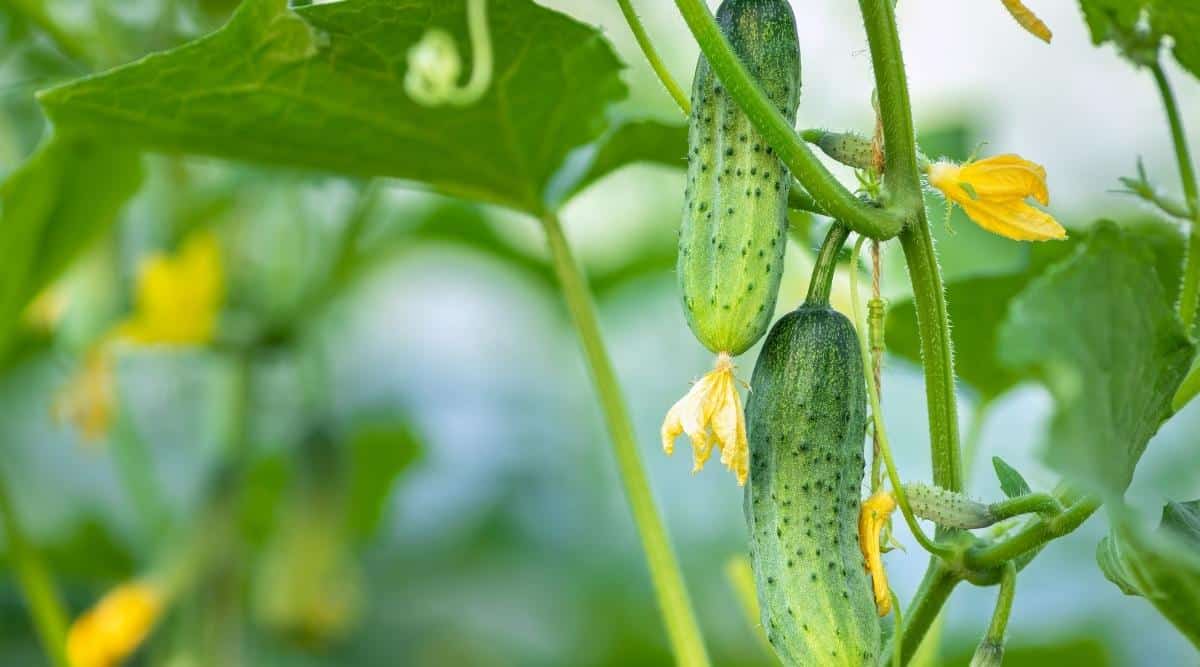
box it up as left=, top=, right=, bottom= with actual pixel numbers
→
left=679, top=0, right=800, bottom=355
left=745, top=255, right=880, bottom=664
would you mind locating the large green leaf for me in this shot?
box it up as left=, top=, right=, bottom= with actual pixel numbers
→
left=0, top=133, right=142, bottom=358
left=38, top=0, right=626, bottom=215
left=887, top=219, right=1183, bottom=402
left=551, top=118, right=687, bottom=205
left=1097, top=501, right=1200, bottom=648
left=1077, top=0, right=1200, bottom=77
left=997, top=221, right=1193, bottom=495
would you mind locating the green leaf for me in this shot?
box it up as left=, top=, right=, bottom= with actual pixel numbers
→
left=0, top=133, right=142, bottom=358
left=997, top=221, right=1194, bottom=495
left=1097, top=501, right=1200, bottom=648
left=1161, top=499, right=1200, bottom=548
left=992, top=456, right=1033, bottom=499
left=1077, top=0, right=1200, bottom=77
left=888, top=219, right=1183, bottom=401
left=552, top=118, right=688, bottom=205
left=1149, top=0, right=1200, bottom=79
left=38, top=0, right=627, bottom=215
left=344, top=416, right=421, bottom=543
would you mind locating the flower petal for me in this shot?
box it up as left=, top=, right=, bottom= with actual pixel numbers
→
left=958, top=154, right=1049, bottom=204
left=959, top=196, right=1066, bottom=241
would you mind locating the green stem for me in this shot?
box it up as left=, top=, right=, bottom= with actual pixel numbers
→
left=984, top=562, right=1016, bottom=644
left=887, top=562, right=959, bottom=665
left=966, top=496, right=1100, bottom=570
left=856, top=0, right=922, bottom=212
left=787, top=183, right=827, bottom=216
left=112, top=410, right=172, bottom=545
left=616, top=0, right=691, bottom=114
left=540, top=213, right=709, bottom=667
left=0, top=474, right=69, bottom=667
left=1150, top=61, right=1200, bottom=330
left=805, top=222, right=849, bottom=305
left=671, top=0, right=906, bottom=240
left=850, top=237, right=954, bottom=561
left=896, top=224, right=961, bottom=495
left=857, top=0, right=963, bottom=496
left=0, top=0, right=91, bottom=65
left=988, top=492, right=1063, bottom=522
left=889, top=589, right=904, bottom=667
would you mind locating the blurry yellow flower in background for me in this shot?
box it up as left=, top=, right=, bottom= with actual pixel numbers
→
left=927, top=154, right=1066, bottom=241
left=54, top=351, right=115, bottom=442
left=661, top=352, right=749, bottom=485
left=67, top=579, right=164, bottom=667
left=117, top=232, right=224, bottom=345
left=56, top=232, right=225, bottom=440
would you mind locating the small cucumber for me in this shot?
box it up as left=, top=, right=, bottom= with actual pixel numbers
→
left=745, top=260, right=880, bottom=665
left=679, top=0, right=801, bottom=355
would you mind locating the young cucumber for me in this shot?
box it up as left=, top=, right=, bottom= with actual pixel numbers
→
left=679, top=0, right=800, bottom=355
left=745, top=231, right=880, bottom=665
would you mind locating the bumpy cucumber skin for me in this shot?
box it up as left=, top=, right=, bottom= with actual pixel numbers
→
left=745, top=305, right=880, bottom=666
left=679, top=0, right=800, bottom=355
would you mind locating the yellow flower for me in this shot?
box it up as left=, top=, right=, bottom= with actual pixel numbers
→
left=1001, top=0, right=1052, bottom=43
left=56, top=231, right=224, bottom=440
left=661, top=352, right=749, bottom=485
left=67, top=579, right=164, bottom=667
left=927, top=154, right=1066, bottom=241
left=858, top=490, right=897, bottom=617
left=117, top=232, right=224, bottom=345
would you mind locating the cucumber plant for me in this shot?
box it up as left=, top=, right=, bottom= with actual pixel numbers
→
left=0, top=0, right=1198, bottom=666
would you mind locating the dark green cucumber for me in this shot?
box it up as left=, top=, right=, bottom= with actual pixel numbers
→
left=745, top=299, right=880, bottom=665
left=679, top=0, right=800, bottom=355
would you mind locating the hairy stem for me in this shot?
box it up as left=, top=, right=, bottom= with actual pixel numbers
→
left=541, top=213, right=709, bottom=667
left=857, top=0, right=922, bottom=212
left=0, top=475, right=69, bottom=667
left=887, top=562, right=960, bottom=665
left=805, top=222, right=849, bottom=305
left=984, top=562, right=1017, bottom=645
left=671, top=0, right=906, bottom=240
left=966, top=496, right=1100, bottom=570
left=851, top=237, right=954, bottom=560
left=616, top=0, right=691, bottom=114
left=857, top=0, right=963, bottom=496
left=1150, top=61, right=1200, bottom=330
left=988, top=492, right=1063, bottom=522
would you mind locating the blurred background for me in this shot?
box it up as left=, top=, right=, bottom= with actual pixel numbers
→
left=0, top=0, right=1198, bottom=665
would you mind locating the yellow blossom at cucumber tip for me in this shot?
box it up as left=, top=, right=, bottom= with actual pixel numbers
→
left=858, top=490, right=897, bottom=617
left=67, top=580, right=164, bottom=667
left=927, top=154, right=1066, bottom=242
left=53, top=350, right=114, bottom=442
left=661, top=352, right=749, bottom=485
left=117, top=232, right=224, bottom=345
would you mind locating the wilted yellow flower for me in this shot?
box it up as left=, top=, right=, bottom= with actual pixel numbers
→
left=118, top=232, right=224, bottom=345
left=661, top=353, right=749, bottom=485
left=1001, top=0, right=1052, bottom=43
left=927, top=154, right=1066, bottom=241
left=858, top=490, right=897, bottom=617
left=67, top=579, right=164, bottom=667
left=54, top=350, right=115, bottom=442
